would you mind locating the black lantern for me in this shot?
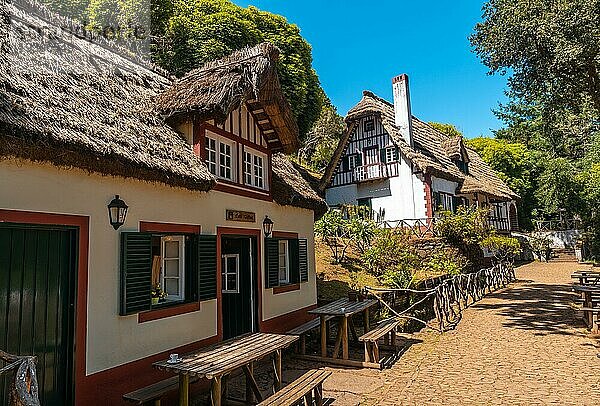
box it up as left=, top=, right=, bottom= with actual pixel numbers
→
left=262, top=216, right=274, bottom=237
left=108, top=195, right=128, bottom=230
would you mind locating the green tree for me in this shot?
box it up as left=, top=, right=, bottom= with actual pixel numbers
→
left=471, top=0, right=600, bottom=114
left=429, top=122, right=463, bottom=138
left=467, top=137, right=539, bottom=229
left=535, top=157, right=584, bottom=217
left=298, top=101, right=344, bottom=172
left=154, top=0, right=323, bottom=139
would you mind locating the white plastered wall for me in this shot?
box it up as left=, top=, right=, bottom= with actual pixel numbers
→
left=0, top=158, right=316, bottom=375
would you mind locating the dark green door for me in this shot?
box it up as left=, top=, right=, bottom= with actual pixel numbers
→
left=221, top=236, right=257, bottom=340
left=0, top=224, right=77, bottom=406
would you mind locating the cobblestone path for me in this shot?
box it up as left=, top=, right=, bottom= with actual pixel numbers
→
left=315, top=261, right=600, bottom=405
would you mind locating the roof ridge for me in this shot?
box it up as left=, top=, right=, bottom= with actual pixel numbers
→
left=10, top=0, right=169, bottom=77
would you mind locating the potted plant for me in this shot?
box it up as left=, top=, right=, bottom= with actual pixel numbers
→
left=151, top=284, right=167, bottom=305
left=348, top=272, right=361, bottom=302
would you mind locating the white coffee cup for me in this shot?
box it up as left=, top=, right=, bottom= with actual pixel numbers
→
left=169, top=353, right=179, bottom=362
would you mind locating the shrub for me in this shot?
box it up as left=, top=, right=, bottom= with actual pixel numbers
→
left=480, top=235, right=521, bottom=263
left=314, top=209, right=351, bottom=264
left=423, top=248, right=468, bottom=276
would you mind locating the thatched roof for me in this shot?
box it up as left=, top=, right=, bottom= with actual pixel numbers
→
left=321, top=91, right=518, bottom=200
left=0, top=0, right=325, bottom=214
left=271, top=153, right=328, bottom=219
left=0, top=0, right=215, bottom=191
left=156, top=43, right=299, bottom=154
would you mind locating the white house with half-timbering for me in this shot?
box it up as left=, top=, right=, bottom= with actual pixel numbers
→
left=0, top=1, right=326, bottom=404
left=321, top=74, right=519, bottom=234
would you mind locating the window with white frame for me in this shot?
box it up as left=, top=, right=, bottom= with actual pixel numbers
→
left=244, top=150, right=266, bottom=189
left=204, top=133, right=236, bottom=182
left=278, top=240, right=289, bottom=284
left=221, top=254, right=239, bottom=293
left=160, top=235, right=185, bottom=301
left=205, top=137, right=217, bottom=175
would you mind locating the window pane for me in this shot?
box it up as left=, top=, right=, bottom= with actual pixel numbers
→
left=165, top=278, right=179, bottom=296
left=227, top=256, right=237, bottom=273
left=164, top=240, right=179, bottom=258
left=164, top=259, right=180, bottom=277
left=226, top=274, right=237, bottom=291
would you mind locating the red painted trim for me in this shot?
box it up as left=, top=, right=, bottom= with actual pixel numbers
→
left=272, top=231, right=299, bottom=239
left=273, top=283, right=300, bottom=294
left=139, top=221, right=201, bottom=234
left=424, top=173, right=433, bottom=219
left=80, top=335, right=219, bottom=405
left=138, top=301, right=201, bottom=323
left=216, top=227, right=263, bottom=339
left=0, top=209, right=89, bottom=406
left=214, top=183, right=273, bottom=202
left=203, top=122, right=270, bottom=155
left=260, top=304, right=317, bottom=333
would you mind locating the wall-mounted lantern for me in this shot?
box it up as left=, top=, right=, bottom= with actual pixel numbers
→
left=262, top=216, right=274, bottom=238
left=108, top=195, right=128, bottom=230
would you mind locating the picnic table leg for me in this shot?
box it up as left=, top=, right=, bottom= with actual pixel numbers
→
left=179, top=374, right=189, bottom=406
left=320, top=316, right=327, bottom=357
left=246, top=362, right=254, bottom=403
left=211, top=376, right=222, bottom=406
left=274, top=349, right=283, bottom=391
left=341, top=316, right=349, bottom=360
left=586, top=292, right=593, bottom=328
left=364, top=308, right=370, bottom=333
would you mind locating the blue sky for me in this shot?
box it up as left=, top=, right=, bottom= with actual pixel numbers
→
left=233, top=0, right=508, bottom=138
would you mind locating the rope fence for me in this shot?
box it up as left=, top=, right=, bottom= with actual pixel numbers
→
left=367, top=262, right=516, bottom=332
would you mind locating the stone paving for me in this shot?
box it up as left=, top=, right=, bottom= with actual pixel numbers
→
left=310, top=261, right=600, bottom=405
left=217, top=261, right=600, bottom=405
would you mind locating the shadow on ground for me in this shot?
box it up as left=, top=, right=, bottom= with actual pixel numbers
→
left=471, top=279, right=587, bottom=336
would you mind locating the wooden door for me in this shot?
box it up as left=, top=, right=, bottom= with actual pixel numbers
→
left=221, top=236, right=257, bottom=339
left=0, top=224, right=77, bottom=405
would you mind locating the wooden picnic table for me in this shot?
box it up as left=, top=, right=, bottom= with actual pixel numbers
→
left=572, top=284, right=600, bottom=332
left=153, top=332, right=298, bottom=406
left=305, top=298, right=378, bottom=367
left=571, top=270, right=600, bottom=285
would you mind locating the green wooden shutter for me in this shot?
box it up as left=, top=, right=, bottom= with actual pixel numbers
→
left=198, top=235, right=217, bottom=301
left=433, top=192, right=441, bottom=211
left=120, top=232, right=152, bottom=316
left=394, top=147, right=399, bottom=161
left=379, top=148, right=387, bottom=163
left=356, top=153, right=363, bottom=166
left=289, top=239, right=300, bottom=284
left=299, top=239, right=309, bottom=283
left=265, top=238, right=280, bottom=288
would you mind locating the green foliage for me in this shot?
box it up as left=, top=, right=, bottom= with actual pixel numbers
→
left=480, top=235, right=521, bottom=263
left=580, top=164, right=600, bottom=259
left=435, top=206, right=492, bottom=269
left=298, top=101, right=344, bottom=171
left=471, top=0, right=600, bottom=114
left=422, top=249, right=467, bottom=276
left=40, top=0, right=89, bottom=22
left=428, top=122, right=463, bottom=138
left=467, top=137, right=539, bottom=229
left=528, top=234, right=552, bottom=262
left=314, top=209, right=350, bottom=264
left=347, top=215, right=377, bottom=255
left=535, top=157, right=584, bottom=217
left=154, top=0, right=324, bottom=139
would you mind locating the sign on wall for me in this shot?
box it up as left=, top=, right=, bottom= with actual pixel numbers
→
left=226, top=210, right=256, bottom=223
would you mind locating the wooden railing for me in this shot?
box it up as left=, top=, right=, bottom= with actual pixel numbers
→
left=354, top=162, right=399, bottom=182
left=379, top=218, right=438, bottom=238
left=488, top=216, right=510, bottom=232
left=534, top=218, right=581, bottom=231
left=0, top=351, right=40, bottom=405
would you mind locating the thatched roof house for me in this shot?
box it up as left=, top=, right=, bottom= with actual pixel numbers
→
left=0, top=0, right=325, bottom=215
left=322, top=90, right=518, bottom=201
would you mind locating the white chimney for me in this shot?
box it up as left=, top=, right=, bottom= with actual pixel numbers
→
left=392, top=74, right=413, bottom=146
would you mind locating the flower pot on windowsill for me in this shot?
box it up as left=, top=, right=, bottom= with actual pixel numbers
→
left=151, top=297, right=159, bottom=305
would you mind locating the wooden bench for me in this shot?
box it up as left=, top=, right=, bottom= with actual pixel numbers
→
left=123, top=375, right=198, bottom=405
left=287, top=316, right=333, bottom=355
left=257, top=369, right=332, bottom=406
left=359, top=318, right=401, bottom=366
